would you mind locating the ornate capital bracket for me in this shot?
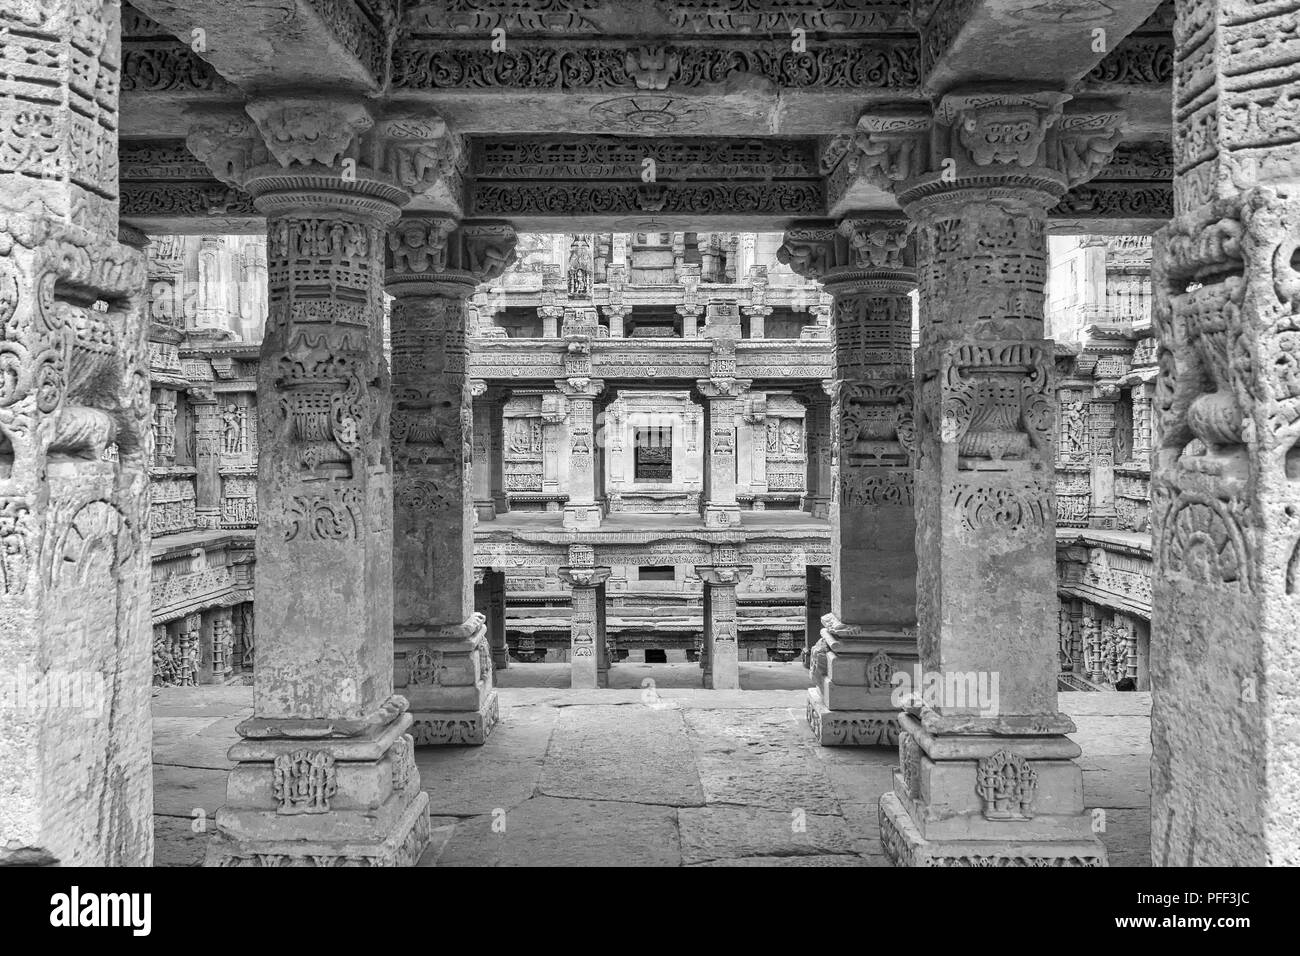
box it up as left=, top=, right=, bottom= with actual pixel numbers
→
left=852, top=109, right=931, bottom=191
left=695, top=565, right=753, bottom=586
left=555, top=377, right=605, bottom=399
left=557, top=566, right=612, bottom=588
left=696, top=377, right=751, bottom=399
left=779, top=216, right=916, bottom=289
left=935, top=90, right=1069, bottom=169
left=186, top=99, right=465, bottom=215
left=245, top=96, right=374, bottom=169
left=386, top=217, right=518, bottom=289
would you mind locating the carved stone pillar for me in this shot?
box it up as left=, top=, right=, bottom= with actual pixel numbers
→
left=558, top=561, right=611, bottom=689
left=801, top=385, right=834, bottom=519
left=697, top=377, right=750, bottom=529
left=696, top=562, right=751, bottom=690
left=781, top=217, right=919, bottom=746
left=186, top=96, right=458, bottom=865
left=386, top=216, right=517, bottom=747
left=556, top=377, right=604, bottom=530
left=851, top=90, right=1123, bottom=865
left=0, top=0, right=151, bottom=867
left=1151, top=0, right=1300, bottom=866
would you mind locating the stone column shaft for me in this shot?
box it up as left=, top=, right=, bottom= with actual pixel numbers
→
left=558, top=564, right=610, bottom=689
left=557, top=377, right=604, bottom=530
left=698, top=377, right=749, bottom=529
left=696, top=565, right=750, bottom=690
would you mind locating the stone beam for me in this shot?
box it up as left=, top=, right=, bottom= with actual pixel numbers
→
left=120, top=4, right=238, bottom=137
left=1050, top=140, right=1173, bottom=234
left=1075, top=2, right=1174, bottom=139
left=389, top=36, right=922, bottom=136
left=914, top=0, right=1166, bottom=92
left=466, top=136, right=826, bottom=232
left=126, top=0, right=393, bottom=93
left=404, top=0, right=916, bottom=37
left=119, top=139, right=261, bottom=234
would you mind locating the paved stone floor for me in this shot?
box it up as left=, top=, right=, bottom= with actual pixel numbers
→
left=153, top=686, right=1151, bottom=867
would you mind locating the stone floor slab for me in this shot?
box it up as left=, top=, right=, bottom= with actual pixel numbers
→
left=433, top=796, right=682, bottom=867
left=678, top=806, right=856, bottom=866
left=539, top=705, right=705, bottom=806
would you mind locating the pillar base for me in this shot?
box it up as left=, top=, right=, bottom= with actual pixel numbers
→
left=805, top=687, right=899, bottom=746
left=206, top=790, right=431, bottom=867
left=879, top=791, right=1106, bottom=867
left=703, top=505, right=741, bottom=529
left=806, top=623, right=916, bottom=746
left=206, top=707, right=431, bottom=867
left=563, top=505, right=602, bottom=530
left=410, top=690, right=500, bottom=746
left=473, top=499, right=496, bottom=521
left=801, top=494, right=831, bottom=520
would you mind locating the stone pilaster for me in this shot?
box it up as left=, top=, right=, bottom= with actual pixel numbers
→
left=781, top=216, right=920, bottom=746
left=556, top=377, right=605, bottom=530
left=696, top=562, right=751, bottom=690
left=191, top=394, right=222, bottom=526
left=186, top=97, right=460, bottom=865
left=854, top=90, right=1122, bottom=865
left=743, top=304, right=771, bottom=339
left=558, top=556, right=611, bottom=689
left=0, top=0, right=152, bottom=866
left=474, top=568, right=509, bottom=671
left=697, top=376, right=750, bottom=529
left=677, top=304, right=701, bottom=339
left=470, top=381, right=508, bottom=521
left=801, top=385, right=834, bottom=519
left=1088, top=391, right=1117, bottom=528
left=386, top=216, right=517, bottom=748
left=604, top=304, right=630, bottom=339
left=1151, top=0, right=1300, bottom=866
left=539, top=305, right=562, bottom=339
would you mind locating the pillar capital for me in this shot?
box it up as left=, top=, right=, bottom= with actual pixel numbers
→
left=778, top=216, right=917, bottom=294
left=186, top=99, right=471, bottom=224
left=386, top=217, right=518, bottom=295
left=851, top=91, right=1126, bottom=218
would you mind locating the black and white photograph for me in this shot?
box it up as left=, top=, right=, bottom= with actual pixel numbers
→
left=0, top=0, right=1286, bottom=927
